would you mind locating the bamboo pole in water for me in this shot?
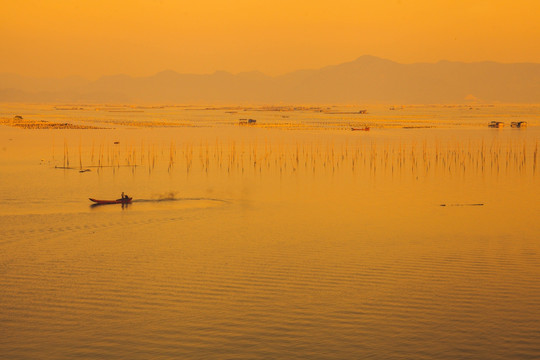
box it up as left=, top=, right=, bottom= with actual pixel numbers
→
left=79, top=138, right=82, bottom=170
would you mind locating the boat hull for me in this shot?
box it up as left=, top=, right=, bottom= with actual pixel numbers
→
left=89, top=197, right=132, bottom=205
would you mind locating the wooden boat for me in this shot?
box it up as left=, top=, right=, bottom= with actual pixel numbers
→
left=89, top=197, right=132, bottom=205
left=511, top=121, right=527, bottom=128
left=351, top=127, right=370, bottom=131
left=488, top=121, right=504, bottom=128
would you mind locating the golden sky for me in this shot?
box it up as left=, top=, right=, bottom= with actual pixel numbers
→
left=2, top=0, right=540, bottom=78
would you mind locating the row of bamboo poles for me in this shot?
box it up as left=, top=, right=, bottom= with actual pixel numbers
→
left=53, top=138, right=539, bottom=177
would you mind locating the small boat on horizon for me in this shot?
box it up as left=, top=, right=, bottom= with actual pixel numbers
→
left=488, top=121, right=504, bottom=128
left=351, top=127, right=370, bottom=131
left=511, top=121, right=527, bottom=128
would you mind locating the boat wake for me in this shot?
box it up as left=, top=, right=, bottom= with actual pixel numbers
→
left=129, top=191, right=226, bottom=204
left=132, top=197, right=226, bottom=203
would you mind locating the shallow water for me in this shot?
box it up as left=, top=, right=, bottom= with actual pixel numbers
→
left=1, top=105, right=539, bottom=359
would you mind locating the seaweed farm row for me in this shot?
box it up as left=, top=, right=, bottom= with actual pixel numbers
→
left=3, top=103, right=540, bottom=130
left=52, top=137, right=539, bottom=179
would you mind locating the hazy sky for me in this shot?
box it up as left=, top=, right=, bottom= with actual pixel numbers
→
left=2, top=0, right=540, bottom=78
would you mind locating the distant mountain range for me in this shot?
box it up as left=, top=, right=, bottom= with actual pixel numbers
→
left=2, top=56, right=540, bottom=103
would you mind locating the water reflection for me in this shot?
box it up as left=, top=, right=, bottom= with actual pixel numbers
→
left=1, top=115, right=539, bottom=359
left=90, top=202, right=131, bottom=210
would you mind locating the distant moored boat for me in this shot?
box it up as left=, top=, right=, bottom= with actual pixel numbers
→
left=511, top=121, right=527, bottom=128
left=488, top=121, right=504, bottom=128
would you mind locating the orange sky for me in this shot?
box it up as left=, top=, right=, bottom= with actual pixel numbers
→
left=2, top=0, right=540, bottom=78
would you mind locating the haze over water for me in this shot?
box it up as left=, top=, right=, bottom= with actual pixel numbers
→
left=1, top=104, right=539, bottom=359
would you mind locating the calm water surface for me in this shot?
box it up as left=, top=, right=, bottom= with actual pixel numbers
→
left=1, top=105, right=539, bottom=359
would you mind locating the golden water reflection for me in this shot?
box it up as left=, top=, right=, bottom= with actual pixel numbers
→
left=1, top=118, right=539, bottom=359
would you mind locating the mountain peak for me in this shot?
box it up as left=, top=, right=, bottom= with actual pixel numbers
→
left=353, top=55, right=394, bottom=64
left=155, top=69, right=180, bottom=77
left=237, top=70, right=268, bottom=78
left=212, top=70, right=234, bottom=77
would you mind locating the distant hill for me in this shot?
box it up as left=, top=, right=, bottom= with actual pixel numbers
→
left=2, top=56, right=540, bottom=103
